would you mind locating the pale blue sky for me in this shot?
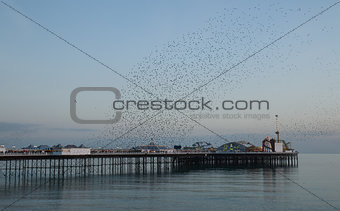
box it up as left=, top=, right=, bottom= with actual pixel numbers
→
left=0, top=0, right=339, bottom=152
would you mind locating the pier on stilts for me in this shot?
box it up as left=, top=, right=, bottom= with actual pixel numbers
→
left=0, top=152, right=298, bottom=182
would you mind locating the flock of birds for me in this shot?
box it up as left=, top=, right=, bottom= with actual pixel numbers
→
left=86, top=5, right=339, bottom=149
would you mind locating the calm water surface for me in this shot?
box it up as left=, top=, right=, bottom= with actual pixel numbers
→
left=0, top=154, right=339, bottom=211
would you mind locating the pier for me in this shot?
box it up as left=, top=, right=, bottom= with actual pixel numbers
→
left=0, top=152, right=298, bottom=182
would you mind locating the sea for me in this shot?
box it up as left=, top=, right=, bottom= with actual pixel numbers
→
left=0, top=154, right=339, bottom=211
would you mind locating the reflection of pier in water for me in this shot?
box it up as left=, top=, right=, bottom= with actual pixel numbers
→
left=0, top=152, right=298, bottom=183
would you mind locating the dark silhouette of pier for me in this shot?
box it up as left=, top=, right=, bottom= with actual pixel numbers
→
left=0, top=152, right=298, bottom=182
